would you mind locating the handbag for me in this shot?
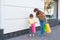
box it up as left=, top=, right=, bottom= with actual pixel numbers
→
left=44, top=24, right=47, bottom=32
left=45, top=23, right=51, bottom=33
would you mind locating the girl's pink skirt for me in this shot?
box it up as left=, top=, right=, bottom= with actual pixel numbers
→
left=31, top=23, right=36, bottom=33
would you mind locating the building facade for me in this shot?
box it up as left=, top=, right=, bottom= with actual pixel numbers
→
left=0, top=0, right=60, bottom=35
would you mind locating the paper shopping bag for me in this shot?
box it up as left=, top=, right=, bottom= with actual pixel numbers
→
left=45, top=23, right=51, bottom=33
left=44, top=24, right=47, bottom=32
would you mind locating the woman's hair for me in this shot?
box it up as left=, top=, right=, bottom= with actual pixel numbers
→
left=29, top=14, right=33, bottom=17
left=34, top=8, right=40, bottom=12
left=34, top=8, right=43, bottom=17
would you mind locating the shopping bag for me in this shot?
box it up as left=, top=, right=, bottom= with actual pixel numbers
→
left=45, top=23, right=51, bottom=33
left=44, top=24, right=47, bottom=32
left=31, top=23, right=36, bottom=33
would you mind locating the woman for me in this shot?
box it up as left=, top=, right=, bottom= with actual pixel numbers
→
left=34, top=8, right=47, bottom=37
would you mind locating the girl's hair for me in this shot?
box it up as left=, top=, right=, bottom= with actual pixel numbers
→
left=29, top=14, right=33, bottom=17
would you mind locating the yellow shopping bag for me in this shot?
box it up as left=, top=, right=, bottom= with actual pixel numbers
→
left=45, top=23, right=51, bottom=33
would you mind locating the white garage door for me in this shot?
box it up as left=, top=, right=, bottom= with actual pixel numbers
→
left=1, top=0, right=44, bottom=34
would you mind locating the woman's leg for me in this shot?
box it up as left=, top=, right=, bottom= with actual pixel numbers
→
left=40, top=20, right=45, bottom=36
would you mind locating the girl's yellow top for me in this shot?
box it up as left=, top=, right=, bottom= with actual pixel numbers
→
left=28, top=18, right=35, bottom=26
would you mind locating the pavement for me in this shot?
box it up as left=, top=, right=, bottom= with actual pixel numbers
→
left=7, top=25, right=60, bottom=40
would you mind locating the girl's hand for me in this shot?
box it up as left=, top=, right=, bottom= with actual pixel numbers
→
left=34, top=22, right=37, bottom=24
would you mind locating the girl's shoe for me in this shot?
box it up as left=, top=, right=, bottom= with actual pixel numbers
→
left=32, top=34, right=35, bottom=37
left=29, top=34, right=32, bottom=37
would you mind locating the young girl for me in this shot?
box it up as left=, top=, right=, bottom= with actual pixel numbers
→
left=28, top=14, right=36, bottom=37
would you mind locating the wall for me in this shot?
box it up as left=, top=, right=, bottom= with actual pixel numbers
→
left=58, top=0, right=60, bottom=19
left=0, top=0, right=1, bottom=28
left=1, top=0, right=44, bottom=34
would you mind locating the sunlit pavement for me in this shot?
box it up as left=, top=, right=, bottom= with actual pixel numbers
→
left=7, top=25, right=60, bottom=40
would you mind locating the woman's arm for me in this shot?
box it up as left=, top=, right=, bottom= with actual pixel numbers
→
left=42, top=12, right=47, bottom=23
left=44, top=13, right=47, bottom=23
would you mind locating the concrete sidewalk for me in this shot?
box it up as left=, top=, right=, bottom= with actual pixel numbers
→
left=7, top=25, right=60, bottom=40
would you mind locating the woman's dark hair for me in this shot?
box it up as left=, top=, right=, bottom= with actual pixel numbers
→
left=34, top=8, right=40, bottom=12
left=34, top=8, right=42, bottom=13
left=29, top=14, right=33, bottom=17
